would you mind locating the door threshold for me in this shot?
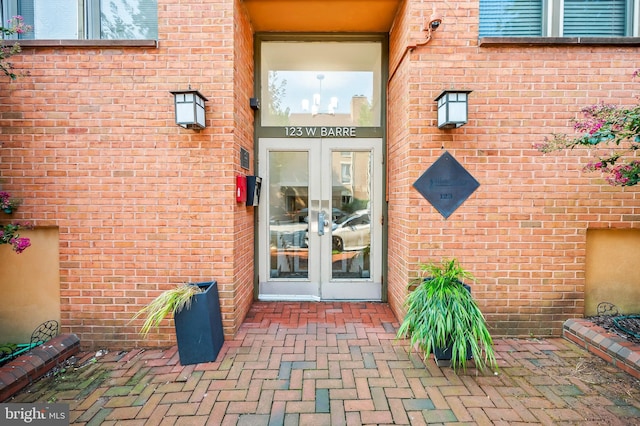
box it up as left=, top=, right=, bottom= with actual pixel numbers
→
left=258, top=295, right=321, bottom=302
left=258, top=295, right=383, bottom=302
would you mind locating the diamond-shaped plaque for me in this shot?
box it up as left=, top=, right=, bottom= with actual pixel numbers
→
left=413, top=151, right=480, bottom=219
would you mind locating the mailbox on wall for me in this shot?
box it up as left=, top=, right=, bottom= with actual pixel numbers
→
left=236, top=175, right=247, bottom=203
left=246, top=176, right=262, bottom=207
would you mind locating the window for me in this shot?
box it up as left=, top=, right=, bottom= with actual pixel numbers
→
left=563, top=0, right=627, bottom=36
left=341, top=164, right=352, bottom=184
left=4, top=0, right=158, bottom=40
left=479, top=0, right=543, bottom=36
left=260, top=41, right=383, bottom=128
left=479, top=0, right=636, bottom=37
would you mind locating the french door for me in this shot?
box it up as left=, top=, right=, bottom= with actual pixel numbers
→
left=258, top=138, right=383, bottom=300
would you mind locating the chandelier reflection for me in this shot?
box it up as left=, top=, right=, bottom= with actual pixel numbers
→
left=301, top=74, right=339, bottom=116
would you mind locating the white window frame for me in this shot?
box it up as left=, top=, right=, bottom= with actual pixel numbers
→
left=341, top=163, right=352, bottom=184
left=636, top=0, right=640, bottom=36
left=550, top=0, right=636, bottom=37
left=480, top=0, right=638, bottom=38
left=2, top=0, right=157, bottom=40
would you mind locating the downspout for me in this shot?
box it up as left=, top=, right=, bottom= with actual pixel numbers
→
left=386, top=11, right=443, bottom=202
left=388, top=10, right=442, bottom=85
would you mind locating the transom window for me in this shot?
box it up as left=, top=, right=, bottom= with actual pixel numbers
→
left=260, top=41, right=383, bottom=128
left=3, top=0, right=158, bottom=40
left=479, top=0, right=637, bottom=37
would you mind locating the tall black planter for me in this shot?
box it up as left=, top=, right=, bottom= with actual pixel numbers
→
left=174, top=281, right=224, bottom=365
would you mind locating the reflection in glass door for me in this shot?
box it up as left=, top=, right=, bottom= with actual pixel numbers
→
left=258, top=138, right=382, bottom=301
left=268, top=151, right=309, bottom=280
left=330, top=150, right=371, bottom=279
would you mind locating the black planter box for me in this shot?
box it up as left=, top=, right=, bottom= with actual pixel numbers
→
left=434, top=282, right=472, bottom=365
left=174, top=281, right=224, bottom=365
left=434, top=342, right=473, bottom=364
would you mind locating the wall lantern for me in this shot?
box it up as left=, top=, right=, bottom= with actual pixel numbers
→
left=170, top=88, right=208, bottom=130
left=435, top=90, right=472, bottom=129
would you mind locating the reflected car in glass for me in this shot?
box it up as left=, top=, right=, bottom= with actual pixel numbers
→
left=331, top=210, right=370, bottom=251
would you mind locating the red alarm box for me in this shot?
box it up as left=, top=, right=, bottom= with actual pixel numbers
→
left=236, top=175, right=247, bottom=203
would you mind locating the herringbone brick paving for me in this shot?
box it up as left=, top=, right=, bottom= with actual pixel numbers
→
left=8, top=302, right=640, bottom=425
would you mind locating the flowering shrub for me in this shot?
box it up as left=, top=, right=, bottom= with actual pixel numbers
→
left=1, top=222, right=31, bottom=253
left=1, top=16, right=32, bottom=79
left=538, top=69, right=640, bottom=187
left=1, top=192, right=30, bottom=252
left=0, top=191, right=21, bottom=212
left=584, top=160, right=640, bottom=187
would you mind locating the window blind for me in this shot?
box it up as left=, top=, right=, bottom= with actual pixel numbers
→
left=563, top=0, right=626, bottom=36
left=16, top=1, right=35, bottom=39
left=479, top=0, right=543, bottom=37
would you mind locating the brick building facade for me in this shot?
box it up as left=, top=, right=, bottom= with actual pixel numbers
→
left=0, top=0, right=638, bottom=350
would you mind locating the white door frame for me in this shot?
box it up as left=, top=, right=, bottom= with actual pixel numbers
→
left=257, top=138, right=383, bottom=301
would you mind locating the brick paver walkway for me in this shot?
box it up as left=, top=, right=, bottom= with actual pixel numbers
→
left=9, top=302, right=640, bottom=425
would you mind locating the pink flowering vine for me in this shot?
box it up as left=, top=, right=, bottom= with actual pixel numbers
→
left=0, top=191, right=21, bottom=212
left=538, top=69, right=640, bottom=187
left=1, top=15, right=32, bottom=79
left=1, top=191, right=30, bottom=253
left=1, top=222, right=31, bottom=253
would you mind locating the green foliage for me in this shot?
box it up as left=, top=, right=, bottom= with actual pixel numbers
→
left=356, top=98, right=374, bottom=126
left=132, top=284, right=202, bottom=337
left=0, top=343, right=17, bottom=355
left=341, top=198, right=369, bottom=214
left=267, top=71, right=290, bottom=125
left=396, top=259, right=497, bottom=372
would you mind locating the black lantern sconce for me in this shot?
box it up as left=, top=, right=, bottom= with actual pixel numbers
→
left=435, top=90, right=472, bottom=129
left=170, top=88, right=208, bottom=130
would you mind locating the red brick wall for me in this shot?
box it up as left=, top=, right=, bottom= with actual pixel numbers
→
left=387, top=0, right=415, bottom=321
left=0, top=0, right=255, bottom=349
left=231, top=0, right=256, bottom=333
left=1, top=0, right=639, bottom=349
left=387, top=0, right=640, bottom=337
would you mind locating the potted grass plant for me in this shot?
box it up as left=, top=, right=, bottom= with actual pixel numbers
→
left=396, top=259, right=497, bottom=372
left=132, top=281, right=224, bottom=365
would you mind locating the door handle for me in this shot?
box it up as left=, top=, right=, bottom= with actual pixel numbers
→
left=318, top=211, right=329, bottom=236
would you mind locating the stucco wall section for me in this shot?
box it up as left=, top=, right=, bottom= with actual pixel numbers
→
left=585, top=229, right=640, bottom=316
left=0, top=228, right=60, bottom=343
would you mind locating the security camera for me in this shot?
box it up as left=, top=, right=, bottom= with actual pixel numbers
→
left=427, top=12, right=443, bottom=31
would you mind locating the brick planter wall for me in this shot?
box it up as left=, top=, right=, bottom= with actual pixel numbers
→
left=0, top=334, right=80, bottom=402
left=563, top=319, right=640, bottom=380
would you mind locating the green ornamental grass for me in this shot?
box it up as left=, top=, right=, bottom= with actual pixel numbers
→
left=397, top=259, right=497, bottom=372
left=133, top=284, right=202, bottom=337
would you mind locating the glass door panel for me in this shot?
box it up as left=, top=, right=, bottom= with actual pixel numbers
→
left=258, top=138, right=382, bottom=301
left=320, top=139, right=382, bottom=300
left=259, top=139, right=321, bottom=300
left=268, top=151, right=309, bottom=280
left=330, top=151, right=371, bottom=280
